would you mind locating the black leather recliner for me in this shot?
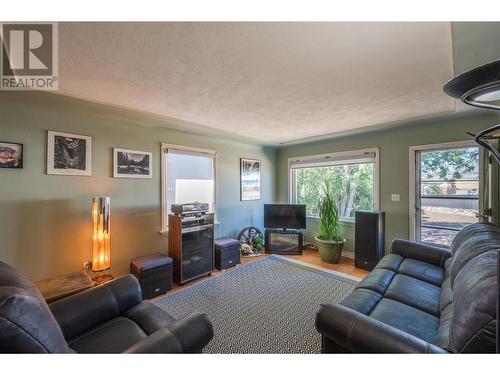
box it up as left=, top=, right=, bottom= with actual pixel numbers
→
left=316, top=222, right=499, bottom=353
left=0, top=261, right=214, bottom=353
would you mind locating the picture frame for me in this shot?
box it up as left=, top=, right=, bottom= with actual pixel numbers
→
left=240, top=158, right=261, bottom=201
left=113, top=148, right=153, bottom=178
left=0, top=141, right=23, bottom=169
left=47, top=131, right=92, bottom=176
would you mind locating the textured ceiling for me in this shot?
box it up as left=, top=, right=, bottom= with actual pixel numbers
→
left=57, top=22, right=455, bottom=144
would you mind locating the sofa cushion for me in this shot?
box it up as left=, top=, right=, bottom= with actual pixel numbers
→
left=450, top=222, right=498, bottom=256
left=444, top=257, right=452, bottom=278
left=434, top=303, right=453, bottom=350
left=340, top=288, right=383, bottom=315
left=374, top=253, right=404, bottom=272
left=450, top=250, right=498, bottom=353
left=398, top=258, right=445, bottom=286
left=384, top=274, right=441, bottom=317
left=68, top=317, right=147, bottom=353
left=439, top=277, right=452, bottom=312
left=124, top=301, right=175, bottom=335
left=355, top=268, right=396, bottom=295
left=449, top=231, right=500, bottom=287
left=49, top=275, right=142, bottom=340
left=368, top=298, right=439, bottom=343
left=0, top=262, right=72, bottom=353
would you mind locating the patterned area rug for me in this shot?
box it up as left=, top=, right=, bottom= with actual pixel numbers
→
left=151, top=255, right=357, bottom=353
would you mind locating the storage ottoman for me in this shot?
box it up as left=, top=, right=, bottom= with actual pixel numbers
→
left=130, top=252, right=173, bottom=299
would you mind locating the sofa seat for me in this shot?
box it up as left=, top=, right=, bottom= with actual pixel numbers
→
left=340, top=256, right=443, bottom=343
left=375, top=253, right=446, bottom=286
left=316, top=222, right=499, bottom=353
left=68, top=302, right=176, bottom=353
left=69, top=316, right=148, bottom=353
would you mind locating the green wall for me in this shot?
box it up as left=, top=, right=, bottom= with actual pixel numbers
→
left=0, top=92, right=277, bottom=280
left=451, top=22, right=500, bottom=75
left=275, top=111, right=500, bottom=254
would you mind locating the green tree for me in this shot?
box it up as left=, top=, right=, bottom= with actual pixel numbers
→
left=296, top=163, right=374, bottom=219
left=420, top=148, right=479, bottom=180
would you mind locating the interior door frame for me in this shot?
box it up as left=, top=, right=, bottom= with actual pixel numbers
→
left=408, top=140, right=477, bottom=242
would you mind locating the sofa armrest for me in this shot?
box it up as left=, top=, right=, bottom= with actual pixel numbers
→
left=124, top=312, right=214, bottom=353
left=316, top=303, right=448, bottom=353
left=49, top=275, right=142, bottom=340
left=123, top=328, right=183, bottom=353
left=391, top=239, right=451, bottom=267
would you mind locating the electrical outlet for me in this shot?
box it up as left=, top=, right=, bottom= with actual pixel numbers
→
left=391, top=194, right=400, bottom=202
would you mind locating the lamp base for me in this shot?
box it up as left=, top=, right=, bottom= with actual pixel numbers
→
left=90, top=270, right=114, bottom=286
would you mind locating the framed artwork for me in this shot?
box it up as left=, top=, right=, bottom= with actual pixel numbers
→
left=113, top=148, right=152, bottom=178
left=0, top=141, right=23, bottom=169
left=47, top=131, right=92, bottom=176
left=240, top=158, right=261, bottom=201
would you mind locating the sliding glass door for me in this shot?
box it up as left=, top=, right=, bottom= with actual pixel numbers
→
left=413, top=144, right=480, bottom=247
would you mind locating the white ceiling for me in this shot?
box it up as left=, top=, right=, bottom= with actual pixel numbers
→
left=57, top=22, right=455, bottom=144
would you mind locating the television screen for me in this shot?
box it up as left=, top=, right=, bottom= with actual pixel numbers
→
left=264, top=204, right=306, bottom=229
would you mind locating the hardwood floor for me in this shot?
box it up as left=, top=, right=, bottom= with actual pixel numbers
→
left=171, top=248, right=368, bottom=291
left=280, top=248, right=369, bottom=279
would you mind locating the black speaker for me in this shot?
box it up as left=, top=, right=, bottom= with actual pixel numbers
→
left=130, top=253, right=173, bottom=300
left=214, top=237, right=240, bottom=271
left=354, top=211, right=385, bottom=271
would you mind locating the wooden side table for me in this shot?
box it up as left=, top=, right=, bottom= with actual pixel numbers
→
left=35, top=272, right=95, bottom=303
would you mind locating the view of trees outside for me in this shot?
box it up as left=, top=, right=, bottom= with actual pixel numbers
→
left=295, top=163, right=374, bottom=219
left=294, top=147, right=480, bottom=246
left=419, top=146, right=479, bottom=246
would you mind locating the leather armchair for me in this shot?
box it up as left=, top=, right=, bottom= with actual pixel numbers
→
left=0, top=261, right=213, bottom=353
left=49, top=275, right=214, bottom=353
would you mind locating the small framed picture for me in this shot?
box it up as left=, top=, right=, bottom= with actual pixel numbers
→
left=0, top=141, right=23, bottom=169
left=113, top=148, right=152, bottom=178
left=240, top=158, right=261, bottom=201
left=47, top=131, right=92, bottom=176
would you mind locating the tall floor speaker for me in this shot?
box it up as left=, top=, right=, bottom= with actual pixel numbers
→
left=354, top=211, right=385, bottom=271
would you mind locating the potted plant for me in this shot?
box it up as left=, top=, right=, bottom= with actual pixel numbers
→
left=315, top=179, right=345, bottom=263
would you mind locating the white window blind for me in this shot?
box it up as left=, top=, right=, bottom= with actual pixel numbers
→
left=162, top=146, right=216, bottom=231
left=289, top=152, right=376, bottom=169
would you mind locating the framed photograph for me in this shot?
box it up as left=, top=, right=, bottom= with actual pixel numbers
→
left=0, top=141, right=23, bottom=169
left=113, top=148, right=152, bottom=178
left=47, top=131, right=92, bottom=176
left=240, top=158, right=261, bottom=201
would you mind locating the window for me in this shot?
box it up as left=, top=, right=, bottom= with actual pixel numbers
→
left=411, top=143, right=480, bottom=247
left=161, top=144, right=216, bottom=232
left=289, top=149, right=379, bottom=221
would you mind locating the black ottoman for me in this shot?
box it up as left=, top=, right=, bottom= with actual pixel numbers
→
left=130, top=253, right=173, bottom=300
left=214, top=238, right=240, bottom=271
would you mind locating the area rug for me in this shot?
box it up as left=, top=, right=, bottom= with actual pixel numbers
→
left=151, top=255, right=358, bottom=353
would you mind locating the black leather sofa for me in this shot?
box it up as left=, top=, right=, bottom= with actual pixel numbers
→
left=316, top=222, right=499, bottom=353
left=0, top=261, right=213, bottom=353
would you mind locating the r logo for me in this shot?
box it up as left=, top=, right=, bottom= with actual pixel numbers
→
left=0, top=23, right=58, bottom=90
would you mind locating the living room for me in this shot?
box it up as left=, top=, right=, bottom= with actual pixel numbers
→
left=1, top=1, right=499, bottom=373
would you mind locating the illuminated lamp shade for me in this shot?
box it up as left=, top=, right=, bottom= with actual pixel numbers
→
left=92, top=197, right=111, bottom=272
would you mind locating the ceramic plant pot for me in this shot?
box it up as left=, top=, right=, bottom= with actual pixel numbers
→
left=315, top=236, right=346, bottom=264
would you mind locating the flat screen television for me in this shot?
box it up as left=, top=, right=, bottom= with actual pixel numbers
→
left=264, top=204, right=306, bottom=229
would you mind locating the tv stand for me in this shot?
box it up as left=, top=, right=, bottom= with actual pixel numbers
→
left=265, top=228, right=303, bottom=255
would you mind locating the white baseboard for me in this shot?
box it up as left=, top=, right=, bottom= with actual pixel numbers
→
left=342, top=251, right=354, bottom=259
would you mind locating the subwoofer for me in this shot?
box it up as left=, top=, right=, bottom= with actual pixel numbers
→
left=354, top=211, right=385, bottom=271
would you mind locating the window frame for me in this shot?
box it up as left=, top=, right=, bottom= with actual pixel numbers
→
left=288, top=147, right=380, bottom=223
left=160, top=143, right=217, bottom=234
left=408, top=140, right=480, bottom=243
